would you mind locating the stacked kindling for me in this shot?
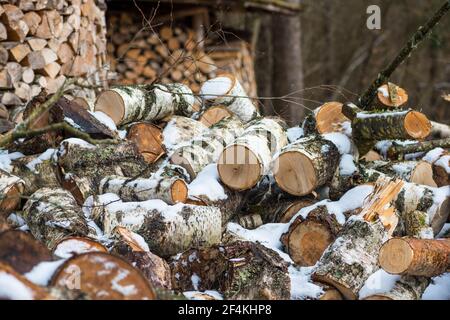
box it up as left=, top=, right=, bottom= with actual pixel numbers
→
left=0, top=0, right=108, bottom=128
left=0, top=70, right=449, bottom=303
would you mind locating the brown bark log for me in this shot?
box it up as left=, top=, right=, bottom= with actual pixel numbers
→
left=379, top=238, right=450, bottom=277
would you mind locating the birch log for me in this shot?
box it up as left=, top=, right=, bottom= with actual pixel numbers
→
left=218, top=117, right=288, bottom=191
left=110, top=227, right=172, bottom=289
left=56, top=139, right=150, bottom=204
left=430, top=121, right=450, bottom=139
left=281, top=205, right=342, bottom=267
left=99, top=164, right=189, bottom=204
left=273, top=135, right=340, bottom=196
left=0, top=170, right=24, bottom=217
left=161, top=115, right=207, bottom=152
left=170, top=116, right=244, bottom=179
left=200, top=74, right=259, bottom=122
left=93, top=199, right=222, bottom=257
left=312, top=102, right=350, bottom=134
left=379, top=238, right=450, bottom=277
left=198, top=105, right=233, bottom=127
left=95, top=83, right=195, bottom=126
left=22, top=188, right=89, bottom=249
left=365, top=160, right=437, bottom=187
left=363, top=276, right=430, bottom=300
left=351, top=109, right=431, bottom=154
left=126, top=122, right=165, bottom=164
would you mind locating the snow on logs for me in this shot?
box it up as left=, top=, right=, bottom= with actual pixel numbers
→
left=217, top=117, right=288, bottom=191
left=200, top=74, right=259, bottom=123
left=364, top=276, right=430, bottom=300
left=94, top=83, right=195, bottom=126
left=22, top=188, right=89, bottom=250
left=273, top=135, right=340, bottom=196
left=90, top=196, right=222, bottom=257
left=0, top=170, right=24, bottom=217
left=170, top=116, right=244, bottom=180
left=379, top=238, right=450, bottom=277
left=376, top=83, right=409, bottom=108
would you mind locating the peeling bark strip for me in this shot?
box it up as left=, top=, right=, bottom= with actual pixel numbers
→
left=312, top=218, right=387, bottom=300
left=98, top=202, right=222, bottom=257
left=379, top=238, right=450, bottom=277
left=200, top=74, right=259, bottom=122
left=94, top=83, right=195, bottom=126
left=51, top=252, right=156, bottom=300
left=99, top=167, right=189, bottom=205
left=351, top=109, right=431, bottom=154
left=170, top=241, right=291, bottom=300
left=11, top=154, right=59, bottom=196
left=22, top=188, right=89, bottom=250
left=281, top=206, right=342, bottom=267
left=365, top=160, right=436, bottom=187
left=110, top=227, right=172, bottom=290
left=170, top=116, right=244, bottom=179
left=0, top=170, right=24, bottom=217
left=56, top=140, right=149, bottom=204
left=364, top=276, right=430, bottom=300
left=218, top=117, right=288, bottom=191
left=387, top=138, right=450, bottom=160
left=273, top=135, right=340, bottom=196
left=0, top=230, right=52, bottom=274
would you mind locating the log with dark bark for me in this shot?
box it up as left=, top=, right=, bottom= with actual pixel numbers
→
left=379, top=238, right=450, bottom=277
left=22, top=187, right=89, bottom=249
left=51, top=252, right=156, bottom=300
left=432, top=154, right=449, bottom=187
left=363, top=276, right=430, bottom=300
left=170, top=241, right=291, bottom=300
left=56, top=140, right=150, bottom=204
left=386, top=138, right=450, bottom=160
left=0, top=230, right=52, bottom=274
left=95, top=83, right=195, bottom=126
left=170, top=116, right=244, bottom=179
left=218, top=118, right=288, bottom=191
left=110, top=227, right=172, bottom=289
left=273, top=135, right=340, bottom=196
left=281, top=206, right=342, bottom=267
left=0, top=170, right=24, bottom=218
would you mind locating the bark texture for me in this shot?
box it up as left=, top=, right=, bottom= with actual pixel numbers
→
left=0, top=169, right=24, bottom=217
left=364, top=276, right=430, bottom=300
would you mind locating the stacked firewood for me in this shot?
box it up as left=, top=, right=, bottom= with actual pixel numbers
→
left=0, top=77, right=449, bottom=300
left=0, top=0, right=107, bottom=130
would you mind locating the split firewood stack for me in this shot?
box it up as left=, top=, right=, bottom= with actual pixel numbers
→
left=0, top=0, right=108, bottom=132
left=0, top=69, right=449, bottom=301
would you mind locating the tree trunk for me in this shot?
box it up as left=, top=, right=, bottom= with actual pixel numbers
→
left=386, top=138, right=450, bottom=160
left=170, top=241, right=291, bottom=300
left=170, top=116, right=244, bottom=179
left=271, top=2, right=304, bottom=125
left=22, top=187, right=89, bottom=249
left=379, top=238, right=450, bottom=277
left=218, top=117, right=288, bottom=191
left=273, top=135, right=340, bottom=196
left=281, top=205, right=342, bottom=267
left=95, top=83, right=195, bottom=126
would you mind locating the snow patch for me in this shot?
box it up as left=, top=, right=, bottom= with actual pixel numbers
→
left=422, top=273, right=450, bottom=300
left=0, top=151, right=24, bottom=172
left=435, top=155, right=450, bottom=173
left=423, top=148, right=445, bottom=163
left=188, top=164, right=227, bottom=201
left=287, top=127, right=304, bottom=143
left=359, top=269, right=400, bottom=299
left=339, top=154, right=357, bottom=175
left=200, top=76, right=232, bottom=100
left=26, top=148, right=55, bottom=172
left=24, top=260, right=66, bottom=286
left=0, top=272, right=34, bottom=300
left=322, top=132, right=352, bottom=155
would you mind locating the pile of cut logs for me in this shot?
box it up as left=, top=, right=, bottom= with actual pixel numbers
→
left=0, top=77, right=449, bottom=300
left=0, top=0, right=107, bottom=131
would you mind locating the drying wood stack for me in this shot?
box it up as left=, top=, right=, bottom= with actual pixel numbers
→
left=0, top=0, right=108, bottom=124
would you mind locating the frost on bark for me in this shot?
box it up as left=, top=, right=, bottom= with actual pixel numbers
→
left=218, top=117, right=288, bottom=191
left=273, top=135, right=340, bottom=196
left=22, top=188, right=89, bottom=249
left=170, top=116, right=244, bottom=179
left=95, top=83, right=195, bottom=126
left=95, top=201, right=222, bottom=258
left=170, top=241, right=290, bottom=300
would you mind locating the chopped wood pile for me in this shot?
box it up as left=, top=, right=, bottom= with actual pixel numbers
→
left=106, top=11, right=257, bottom=97
left=0, top=75, right=448, bottom=300
left=0, top=0, right=108, bottom=131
